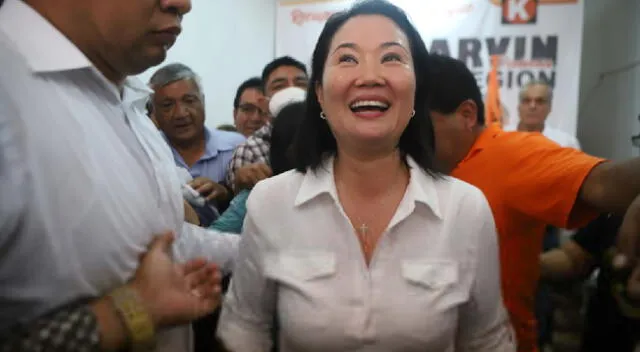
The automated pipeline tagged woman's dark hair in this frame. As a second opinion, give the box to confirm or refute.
[292,0,439,176]
[270,102,306,176]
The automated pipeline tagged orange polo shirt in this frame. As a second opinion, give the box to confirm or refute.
[451,126,605,352]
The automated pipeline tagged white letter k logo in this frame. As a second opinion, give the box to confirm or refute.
[508,0,530,21]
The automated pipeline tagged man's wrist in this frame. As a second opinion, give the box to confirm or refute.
[108,285,156,352]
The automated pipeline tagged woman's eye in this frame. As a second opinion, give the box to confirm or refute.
[382,53,402,62]
[338,54,357,63]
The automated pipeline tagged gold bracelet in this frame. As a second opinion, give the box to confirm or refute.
[109,286,156,352]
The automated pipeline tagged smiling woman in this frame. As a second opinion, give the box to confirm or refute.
[217,1,516,351]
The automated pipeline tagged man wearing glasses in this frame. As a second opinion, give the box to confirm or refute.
[233,77,270,137]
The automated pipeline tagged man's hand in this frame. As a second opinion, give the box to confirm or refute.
[234,163,272,191]
[188,177,229,203]
[615,194,640,299]
[129,232,222,327]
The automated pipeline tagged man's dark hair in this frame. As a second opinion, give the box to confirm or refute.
[261,56,307,88]
[233,77,263,109]
[426,54,485,125]
[291,0,439,176]
[270,102,305,176]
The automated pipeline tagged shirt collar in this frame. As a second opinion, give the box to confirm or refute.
[0,0,92,73]
[121,77,154,111]
[202,129,220,159]
[165,128,240,164]
[0,0,151,107]
[294,155,442,219]
[202,128,246,160]
[458,125,503,164]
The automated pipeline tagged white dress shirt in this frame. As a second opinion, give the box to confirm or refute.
[504,123,581,149]
[0,1,239,350]
[218,156,515,352]
[542,126,581,150]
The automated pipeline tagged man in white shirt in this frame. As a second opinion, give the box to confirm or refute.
[0,0,239,351]
[505,80,581,149]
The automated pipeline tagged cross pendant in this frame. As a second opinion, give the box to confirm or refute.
[359,223,370,253]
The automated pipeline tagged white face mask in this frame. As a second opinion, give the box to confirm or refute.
[269,87,306,117]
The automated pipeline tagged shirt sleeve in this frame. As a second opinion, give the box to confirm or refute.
[217,195,276,351]
[456,191,516,351]
[225,144,247,192]
[172,223,240,275]
[209,190,249,234]
[0,303,100,352]
[503,133,605,229]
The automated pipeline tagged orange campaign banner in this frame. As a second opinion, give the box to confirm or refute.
[485,55,503,128]
[275,0,584,136]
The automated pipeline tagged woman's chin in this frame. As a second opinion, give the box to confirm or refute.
[344,128,397,149]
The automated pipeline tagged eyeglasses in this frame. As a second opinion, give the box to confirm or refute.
[238,103,268,117]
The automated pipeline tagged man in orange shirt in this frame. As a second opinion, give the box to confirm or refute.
[426,54,640,352]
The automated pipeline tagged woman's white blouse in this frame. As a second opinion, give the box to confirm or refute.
[217,157,515,352]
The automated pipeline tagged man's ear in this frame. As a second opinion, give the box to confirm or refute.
[457,99,479,129]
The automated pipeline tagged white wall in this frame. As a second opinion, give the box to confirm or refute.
[139,0,640,157]
[578,0,640,160]
[138,0,276,129]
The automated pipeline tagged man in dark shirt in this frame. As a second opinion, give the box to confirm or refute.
[541,214,639,351]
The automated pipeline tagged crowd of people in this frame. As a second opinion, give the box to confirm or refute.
[1,0,639,351]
